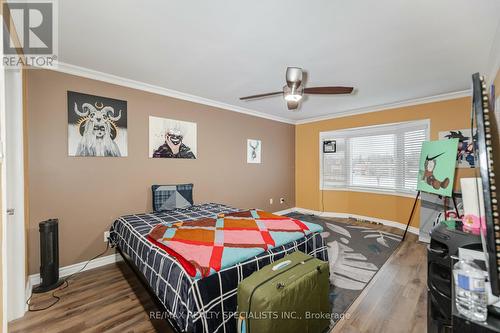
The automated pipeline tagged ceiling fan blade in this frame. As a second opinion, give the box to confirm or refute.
[287,100,299,110]
[286,67,303,88]
[239,91,282,100]
[303,86,354,94]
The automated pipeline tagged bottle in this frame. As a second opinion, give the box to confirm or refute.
[453,258,488,322]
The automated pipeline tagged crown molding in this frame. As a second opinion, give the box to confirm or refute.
[489,59,500,86]
[294,89,471,125]
[48,62,472,126]
[50,62,295,124]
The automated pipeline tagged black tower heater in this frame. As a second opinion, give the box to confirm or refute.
[33,219,64,293]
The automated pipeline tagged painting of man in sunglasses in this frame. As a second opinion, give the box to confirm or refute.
[153,128,196,159]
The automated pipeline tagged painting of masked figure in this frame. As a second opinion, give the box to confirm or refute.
[149,116,197,159]
[247,139,261,163]
[68,91,128,157]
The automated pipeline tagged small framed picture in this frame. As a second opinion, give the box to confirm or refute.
[247,139,261,163]
[323,140,336,153]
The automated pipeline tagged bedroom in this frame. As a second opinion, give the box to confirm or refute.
[1,1,500,332]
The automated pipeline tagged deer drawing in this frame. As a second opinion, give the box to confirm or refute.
[249,141,259,160]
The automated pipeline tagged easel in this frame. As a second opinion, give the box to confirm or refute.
[403,191,420,241]
[402,191,461,241]
[447,192,461,218]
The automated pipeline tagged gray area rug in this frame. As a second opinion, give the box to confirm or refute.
[286,213,402,327]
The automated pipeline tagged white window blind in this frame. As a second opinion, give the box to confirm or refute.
[320,120,429,195]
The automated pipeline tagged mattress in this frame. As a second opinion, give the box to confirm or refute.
[109,203,328,333]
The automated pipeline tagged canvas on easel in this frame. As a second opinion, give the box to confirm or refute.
[403,138,459,241]
[417,139,459,197]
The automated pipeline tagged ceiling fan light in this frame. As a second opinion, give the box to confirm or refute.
[284,94,303,102]
[283,84,303,103]
[287,100,299,110]
[286,67,303,88]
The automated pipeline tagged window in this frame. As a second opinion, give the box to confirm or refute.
[320,120,429,195]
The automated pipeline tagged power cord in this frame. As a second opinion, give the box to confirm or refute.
[27,241,110,312]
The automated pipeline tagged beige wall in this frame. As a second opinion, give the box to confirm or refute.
[295,97,476,228]
[25,70,295,275]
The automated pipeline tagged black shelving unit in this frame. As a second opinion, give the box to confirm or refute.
[427,223,482,332]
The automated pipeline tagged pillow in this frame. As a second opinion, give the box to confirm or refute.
[152,184,194,212]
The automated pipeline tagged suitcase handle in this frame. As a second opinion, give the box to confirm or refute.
[272,260,292,271]
[237,316,246,333]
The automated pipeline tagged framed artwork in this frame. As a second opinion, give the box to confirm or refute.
[149,116,197,159]
[417,139,459,197]
[68,91,127,157]
[438,129,476,168]
[247,139,261,163]
[323,140,336,153]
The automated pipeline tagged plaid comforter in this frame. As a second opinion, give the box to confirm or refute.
[109,203,328,333]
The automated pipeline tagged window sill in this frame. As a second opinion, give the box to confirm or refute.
[319,187,419,199]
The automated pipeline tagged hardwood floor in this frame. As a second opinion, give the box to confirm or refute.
[10,222,427,333]
[9,262,173,333]
[331,231,427,333]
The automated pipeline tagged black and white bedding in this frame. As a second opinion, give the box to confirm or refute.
[109,203,328,333]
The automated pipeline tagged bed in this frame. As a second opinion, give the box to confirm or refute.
[109,203,328,333]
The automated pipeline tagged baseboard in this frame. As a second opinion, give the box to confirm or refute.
[24,280,32,313]
[27,253,122,289]
[24,253,122,315]
[273,208,296,215]
[286,207,420,235]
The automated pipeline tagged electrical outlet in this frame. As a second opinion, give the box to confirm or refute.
[280,198,285,204]
[104,231,110,242]
[269,198,273,205]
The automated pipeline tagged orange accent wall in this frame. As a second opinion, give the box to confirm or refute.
[295,97,476,228]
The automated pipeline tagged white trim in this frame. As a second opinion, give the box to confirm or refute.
[272,208,296,215]
[318,118,431,139]
[0,63,7,333]
[51,62,295,125]
[27,253,122,288]
[5,69,26,322]
[287,207,420,235]
[318,187,419,199]
[25,252,121,313]
[0,18,7,329]
[24,280,31,313]
[296,90,470,125]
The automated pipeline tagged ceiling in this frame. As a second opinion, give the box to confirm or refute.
[58,0,500,122]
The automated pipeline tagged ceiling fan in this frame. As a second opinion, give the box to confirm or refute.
[239,67,354,110]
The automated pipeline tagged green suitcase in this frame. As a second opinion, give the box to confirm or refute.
[237,251,331,333]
